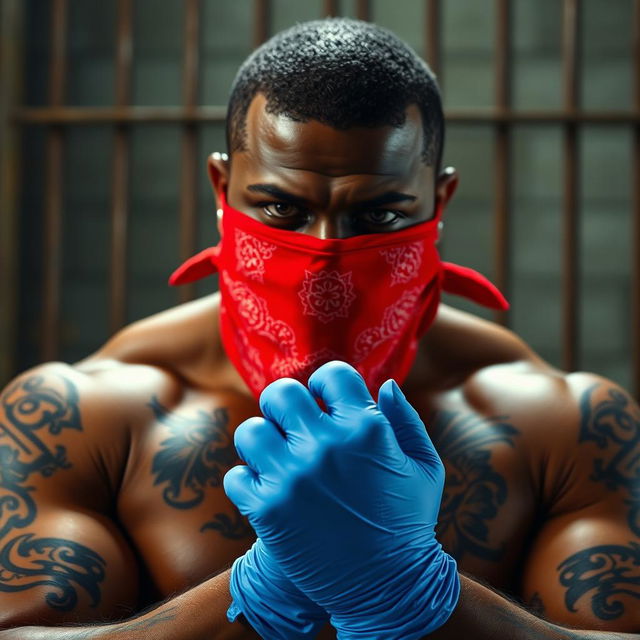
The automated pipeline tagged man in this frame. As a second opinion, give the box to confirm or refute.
[0,17,638,639]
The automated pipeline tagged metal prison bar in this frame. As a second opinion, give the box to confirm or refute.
[4,0,640,398]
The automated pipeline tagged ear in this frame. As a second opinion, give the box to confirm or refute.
[435,166,459,212]
[207,152,230,210]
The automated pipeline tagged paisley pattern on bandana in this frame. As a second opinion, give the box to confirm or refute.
[232,324,267,392]
[235,229,276,283]
[353,287,422,361]
[380,242,424,285]
[272,348,341,381]
[223,273,341,384]
[223,273,297,352]
[298,270,356,323]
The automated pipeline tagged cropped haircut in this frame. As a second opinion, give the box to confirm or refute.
[226,18,444,168]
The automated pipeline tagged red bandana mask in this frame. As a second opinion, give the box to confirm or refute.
[169,193,508,398]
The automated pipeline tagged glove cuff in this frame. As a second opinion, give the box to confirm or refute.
[331,550,460,640]
[228,540,329,639]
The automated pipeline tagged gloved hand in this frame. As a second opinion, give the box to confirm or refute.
[224,361,460,640]
[227,537,329,639]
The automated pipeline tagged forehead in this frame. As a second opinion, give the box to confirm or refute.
[236,93,425,178]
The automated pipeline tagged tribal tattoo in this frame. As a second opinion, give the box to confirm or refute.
[578,384,640,537]
[557,542,640,621]
[150,399,253,539]
[431,409,519,562]
[0,375,106,611]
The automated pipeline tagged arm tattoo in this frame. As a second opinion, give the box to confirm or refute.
[557,542,640,621]
[150,398,253,539]
[200,507,254,539]
[430,410,519,562]
[0,375,106,611]
[579,384,640,537]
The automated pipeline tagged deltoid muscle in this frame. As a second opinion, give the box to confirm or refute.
[0,375,106,611]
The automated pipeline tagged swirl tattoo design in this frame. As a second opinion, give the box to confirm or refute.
[431,410,519,562]
[0,375,106,611]
[150,399,252,539]
[200,507,254,539]
[558,542,640,620]
[579,384,640,537]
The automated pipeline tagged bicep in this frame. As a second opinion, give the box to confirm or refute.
[0,505,139,628]
[521,506,640,632]
[0,366,139,628]
[520,376,640,632]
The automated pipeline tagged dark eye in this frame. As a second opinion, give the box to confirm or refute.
[263,202,305,218]
[362,210,403,226]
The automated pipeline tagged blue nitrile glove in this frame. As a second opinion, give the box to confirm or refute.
[224,361,460,640]
[227,537,329,639]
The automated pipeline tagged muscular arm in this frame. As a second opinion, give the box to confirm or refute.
[430,377,640,639]
[428,575,639,640]
[0,569,260,640]
[0,365,262,640]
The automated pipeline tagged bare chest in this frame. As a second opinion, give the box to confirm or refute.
[117,392,536,603]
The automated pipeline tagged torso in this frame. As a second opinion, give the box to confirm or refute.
[75,293,576,609]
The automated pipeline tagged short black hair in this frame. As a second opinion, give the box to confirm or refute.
[226,18,444,168]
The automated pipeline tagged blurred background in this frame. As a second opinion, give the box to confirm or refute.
[1,0,638,396]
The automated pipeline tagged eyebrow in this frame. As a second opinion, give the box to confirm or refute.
[246,183,417,208]
[246,184,310,206]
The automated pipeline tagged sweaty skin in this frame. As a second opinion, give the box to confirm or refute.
[0,95,638,639]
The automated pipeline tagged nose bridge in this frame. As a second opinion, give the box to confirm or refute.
[305,213,345,240]
[303,181,355,239]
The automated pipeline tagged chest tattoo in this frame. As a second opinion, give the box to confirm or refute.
[578,384,640,538]
[149,398,252,539]
[0,375,106,611]
[430,409,519,562]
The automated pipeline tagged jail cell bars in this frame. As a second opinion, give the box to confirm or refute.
[3,0,640,398]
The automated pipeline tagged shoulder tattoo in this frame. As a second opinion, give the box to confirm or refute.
[0,374,106,611]
[431,409,519,562]
[579,383,640,537]
[150,398,253,540]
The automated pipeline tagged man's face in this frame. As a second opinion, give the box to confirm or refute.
[220,94,442,240]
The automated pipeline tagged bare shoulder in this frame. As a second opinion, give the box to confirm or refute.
[0,297,224,493]
[417,304,555,393]
[426,306,639,513]
[87,293,237,391]
[421,306,612,455]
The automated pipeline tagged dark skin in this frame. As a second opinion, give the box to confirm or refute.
[0,92,638,639]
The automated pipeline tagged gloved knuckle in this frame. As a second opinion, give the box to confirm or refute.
[234,417,261,450]
[264,376,302,401]
[223,465,244,495]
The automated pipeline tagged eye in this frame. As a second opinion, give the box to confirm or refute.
[361,210,404,226]
[263,202,306,218]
